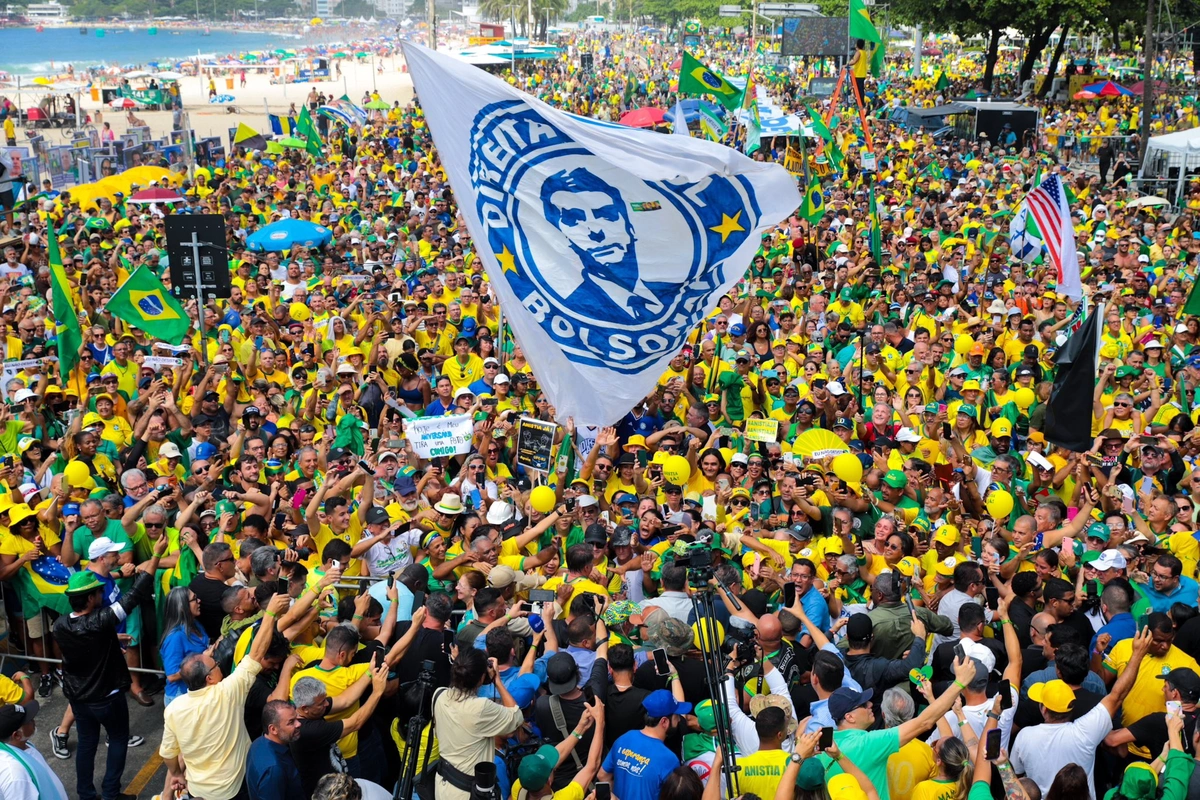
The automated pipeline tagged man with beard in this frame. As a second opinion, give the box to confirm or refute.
[970,418,1014,465]
[599,690,686,800]
[240,406,272,453]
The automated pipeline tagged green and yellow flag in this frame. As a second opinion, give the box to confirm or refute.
[800,175,825,225]
[868,185,883,264]
[296,105,324,159]
[47,222,82,383]
[741,74,761,155]
[849,0,881,43]
[107,266,192,345]
[678,52,744,111]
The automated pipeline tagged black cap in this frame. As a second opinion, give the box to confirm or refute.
[327,447,350,462]
[611,525,633,547]
[364,506,390,526]
[243,405,263,418]
[1157,667,1200,697]
[846,614,873,642]
[617,452,636,466]
[546,652,580,696]
[827,687,874,723]
[0,700,39,739]
[584,523,609,545]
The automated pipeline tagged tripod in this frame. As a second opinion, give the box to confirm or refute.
[689,582,741,799]
[394,660,437,800]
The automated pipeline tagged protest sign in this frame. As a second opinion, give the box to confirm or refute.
[406,415,475,459]
[745,418,780,443]
[144,356,184,370]
[516,417,558,472]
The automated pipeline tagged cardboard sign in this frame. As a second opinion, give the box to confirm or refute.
[406,415,475,459]
[745,418,779,443]
[143,356,183,370]
[516,417,558,472]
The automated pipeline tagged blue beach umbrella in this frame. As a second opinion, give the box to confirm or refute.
[246,219,333,252]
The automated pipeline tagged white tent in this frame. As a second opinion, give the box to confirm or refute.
[1141,126,1200,205]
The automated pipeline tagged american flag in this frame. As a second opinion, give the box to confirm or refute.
[1021,174,1082,299]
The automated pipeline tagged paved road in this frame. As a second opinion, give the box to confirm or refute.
[1,658,167,799]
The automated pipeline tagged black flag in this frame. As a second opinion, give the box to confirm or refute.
[1044,303,1102,452]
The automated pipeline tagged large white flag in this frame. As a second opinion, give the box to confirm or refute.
[403,42,799,425]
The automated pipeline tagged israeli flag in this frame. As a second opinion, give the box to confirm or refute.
[1008,206,1045,265]
[403,42,799,425]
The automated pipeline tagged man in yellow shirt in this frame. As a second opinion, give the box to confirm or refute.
[289,625,373,762]
[733,703,793,800]
[1101,613,1200,737]
[543,544,610,618]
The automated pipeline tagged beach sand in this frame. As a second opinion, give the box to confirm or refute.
[22,55,416,147]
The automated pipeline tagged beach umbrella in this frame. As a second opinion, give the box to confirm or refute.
[310,16,323,24]
[32,77,53,86]
[1081,79,1134,96]
[108,97,144,109]
[156,71,184,80]
[354,51,370,58]
[1073,90,1097,100]
[364,99,389,110]
[129,188,182,204]
[125,69,153,78]
[618,107,666,128]
[1129,80,1168,94]
[663,98,722,124]
[120,166,182,188]
[247,219,333,252]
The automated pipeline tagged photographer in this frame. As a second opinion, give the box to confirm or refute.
[432,648,523,800]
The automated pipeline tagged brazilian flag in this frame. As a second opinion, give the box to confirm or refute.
[677,52,744,111]
[800,175,825,225]
[106,266,191,345]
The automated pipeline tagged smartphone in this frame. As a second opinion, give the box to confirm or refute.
[330,560,341,571]
[583,685,596,705]
[651,647,670,676]
[565,498,576,513]
[274,512,287,530]
[595,783,611,800]
[1167,700,1183,716]
[529,589,556,604]
[431,456,445,470]
[783,582,797,608]
[903,591,916,617]
[954,642,967,663]
[984,586,999,611]
[1000,678,1012,710]
[985,728,1001,760]
[387,572,395,590]
[357,459,373,473]
[943,422,953,439]
[819,726,834,751]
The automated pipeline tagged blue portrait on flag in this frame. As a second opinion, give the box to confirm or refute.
[469,100,764,374]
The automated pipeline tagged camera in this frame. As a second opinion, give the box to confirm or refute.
[674,544,714,586]
[735,641,756,663]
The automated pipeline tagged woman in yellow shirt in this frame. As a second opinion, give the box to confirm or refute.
[909,733,973,800]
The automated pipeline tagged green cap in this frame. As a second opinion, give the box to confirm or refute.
[66,571,103,595]
[517,745,560,792]
[1086,522,1111,542]
[797,758,827,791]
[883,470,908,489]
[693,699,728,732]
[839,286,852,300]
[215,498,239,518]
[924,402,940,414]
[957,404,978,415]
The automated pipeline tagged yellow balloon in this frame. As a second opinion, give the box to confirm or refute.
[530,486,556,514]
[1014,388,1035,409]
[663,455,691,486]
[63,461,93,489]
[985,489,1015,520]
[831,453,863,484]
[954,334,975,356]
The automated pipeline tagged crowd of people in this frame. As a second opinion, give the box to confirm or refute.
[0,22,1199,800]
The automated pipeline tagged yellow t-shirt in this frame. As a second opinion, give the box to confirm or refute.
[510,779,585,800]
[1104,640,1200,733]
[0,674,23,704]
[541,575,609,619]
[733,749,790,800]
[887,740,938,800]
[910,779,959,800]
[314,516,364,577]
[289,662,371,758]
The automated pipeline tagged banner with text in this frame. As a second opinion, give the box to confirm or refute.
[406,415,475,459]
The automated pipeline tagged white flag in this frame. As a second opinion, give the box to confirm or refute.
[402,42,799,425]
[672,100,689,136]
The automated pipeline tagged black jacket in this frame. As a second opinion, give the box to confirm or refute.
[53,571,154,704]
[844,636,927,696]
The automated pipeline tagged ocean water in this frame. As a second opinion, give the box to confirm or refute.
[0,26,321,75]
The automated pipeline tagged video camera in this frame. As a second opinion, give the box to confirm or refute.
[673,543,714,588]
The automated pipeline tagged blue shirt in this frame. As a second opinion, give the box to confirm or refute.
[799,586,831,638]
[159,625,210,702]
[803,644,862,733]
[468,378,495,397]
[246,736,305,800]
[1138,576,1200,614]
[479,665,542,708]
[368,579,414,622]
[1090,612,1136,656]
[602,730,680,800]
[1021,662,1107,696]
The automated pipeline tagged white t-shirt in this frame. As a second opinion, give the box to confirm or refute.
[0,743,69,800]
[1009,700,1113,800]
[360,533,417,578]
[929,685,1020,751]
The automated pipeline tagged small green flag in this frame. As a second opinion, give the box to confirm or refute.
[47,223,82,383]
[800,175,825,225]
[935,72,950,91]
[868,185,882,264]
[677,52,744,111]
[296,105,324,159]
[1184,280,1200,315]
[741,75,761,155]
[807,106,837,143]
[106,266,192,345]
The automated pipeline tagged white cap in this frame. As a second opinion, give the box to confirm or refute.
[18,482,40,502]
[827,381,847,396]
[1138,254,1150,263]
[12,389,37,404]
[731,452,749,465]
[576,495,599,509]
[337,363,358,375]
[493,374,510,385]
[483,357,500,367]
[453,387,475,400]
[961,638,997,674]
[896,427,922,444]
[158,442,182,459]
[1093,549,1128,571]
[87,537,124,561]
[1176,324,1191,334]
[486,502,514,525]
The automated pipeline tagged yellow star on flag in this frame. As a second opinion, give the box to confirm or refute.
[710,211,745,243]
[496,246,517,274]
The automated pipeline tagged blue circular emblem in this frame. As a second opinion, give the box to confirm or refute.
[137,295,165,316]
[469,100,762,373]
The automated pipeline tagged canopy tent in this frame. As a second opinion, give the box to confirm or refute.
[1139,126,1200,206]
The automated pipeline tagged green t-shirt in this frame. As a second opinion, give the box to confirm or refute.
[72,519,133,566]
[819,726,901,800]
